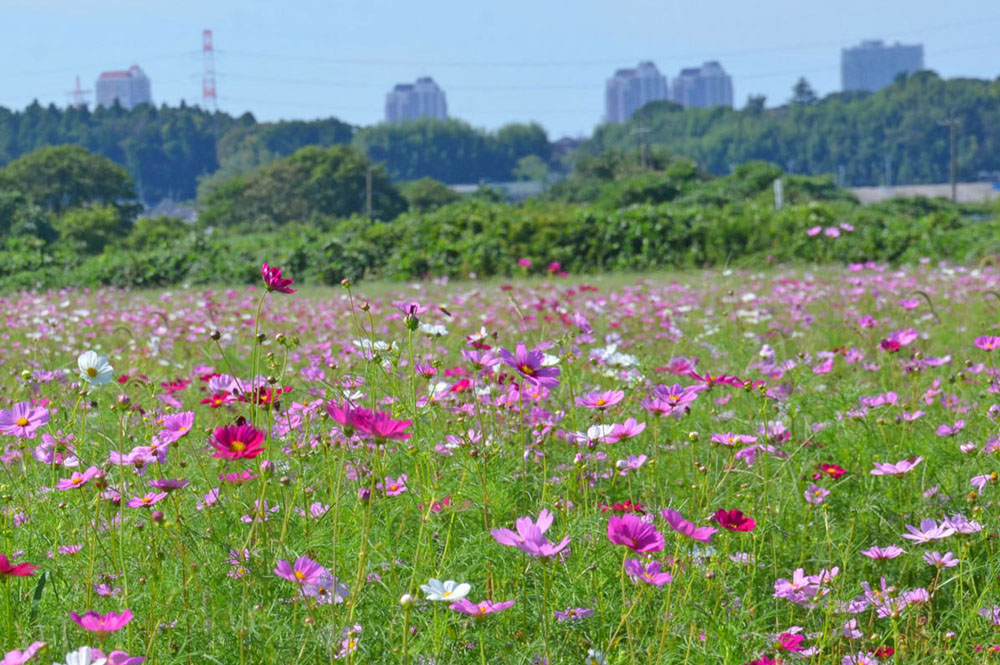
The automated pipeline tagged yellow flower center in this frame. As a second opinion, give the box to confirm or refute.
[441,590,452,598]
[86,367,98,378]
[389,485,398,492]
[294,570,306,581]
[15,417,29,427]
[595,399,606,406]
[71,477,83,485]
[519,364,535,376]
[230,441,247,452]
[478,604,488,613]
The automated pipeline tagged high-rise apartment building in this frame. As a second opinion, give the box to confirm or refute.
[604,61,670,123]
[95,65,152,110]
[385,77,448,123]
[671,61,733,108]
[841,40,924,92]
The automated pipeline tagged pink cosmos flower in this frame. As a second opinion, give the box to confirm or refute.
[0,402,49,439]
[449,598,515,615]
[607,514,664,553]
[711,432,758,446]
[491,509,571,559]
[69,608,133,638]
[0,641,46,665]
[975,336,1000,352]
[935,421,964,437]
[901,519,955,543]
[125,492,168,508]
[923,551,959,568]
[261,262,296,293]
[804,484,830,504]
[498,342,561,388]
[861,545,904,560]
[661,508,717,543]
[575,390,624,409]
[274,555,326,586]
[624,559,672,586]
[609,418,646,441]
[806,225,822,236]
[56,466,101,491]
[377,475,408,496]
[870,456,923,476]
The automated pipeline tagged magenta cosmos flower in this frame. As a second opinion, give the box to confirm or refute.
[0,641,46,665]
[0,402,49,439]
[69,608,133,638]
[0,554,38,578]
[449,598,515,615]
[274,555,326,586]
[607,514,664,553]
[575,390,625,409]
[353,410,412,441]
[870,457,923,476]
[261,262,296,293]
[210,423,265,459]
[377,475,408,496]
[498,342,561,388]
[712,509,756,532]
[661,508,717,543]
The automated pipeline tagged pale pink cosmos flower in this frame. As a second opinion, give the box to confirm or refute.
[870,456,923,476]
[860,545,904,560]
[661,508,717,543]
[901,519,955,543]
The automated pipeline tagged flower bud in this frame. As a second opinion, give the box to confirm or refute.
[400,593,415,608]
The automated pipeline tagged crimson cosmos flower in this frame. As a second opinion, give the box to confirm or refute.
[0,554,39,578]
[261,263,296,294]
[210,423,266,459]
[713,509,756,532]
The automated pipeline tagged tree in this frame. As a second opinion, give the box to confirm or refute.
[0,145,141,220]
[54,205,131,254]
[0,189,56,242]
[744,94,767,114]
[513,155,550,183]
[790,78,818,106]
[398,178,460,212]
[198,145,407,228]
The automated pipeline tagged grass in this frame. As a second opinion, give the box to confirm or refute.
[2,263,1000,664]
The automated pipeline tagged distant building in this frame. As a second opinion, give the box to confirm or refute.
[841,40,924,92]
[385,77,447,123]
[604,61,670,123]
[671,61,733,108]
[95,65,152,110]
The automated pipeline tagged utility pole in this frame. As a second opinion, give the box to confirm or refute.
[938,114,959,203]
[365,167,373,220]
[630,124,651,170]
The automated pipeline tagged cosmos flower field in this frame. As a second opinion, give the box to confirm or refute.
[4,261,1000,665]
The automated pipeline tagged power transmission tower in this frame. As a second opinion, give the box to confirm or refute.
[938,114,959,203]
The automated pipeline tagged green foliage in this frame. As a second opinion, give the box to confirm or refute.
[582,73,1000,186]
[198,145,407,228]
[0,145,140,220]
[352,119,550,183]
[0,189,56,242]
[53,204,132,255]
[398,177,461,212]
[124,215,191,250]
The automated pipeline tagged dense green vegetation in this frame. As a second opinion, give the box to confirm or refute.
[583,71,1000,185]
[4,73,1000,209]
[2,139,998,291]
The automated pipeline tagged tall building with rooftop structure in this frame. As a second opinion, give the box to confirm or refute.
[841,40,924,92]
[671,61,733,108]
[604,61,670,123]
[385,77,448,123]
[95,65,152,110]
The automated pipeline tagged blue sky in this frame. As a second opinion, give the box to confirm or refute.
[2,0,999,137]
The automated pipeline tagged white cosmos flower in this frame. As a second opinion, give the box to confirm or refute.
[420,578,470,602]
[57,646,108,665]
[418,323,448,337]
[77,351,113,386]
